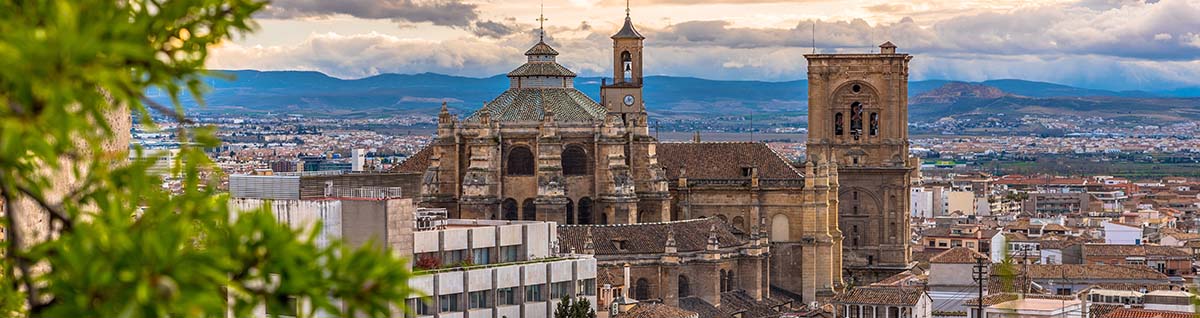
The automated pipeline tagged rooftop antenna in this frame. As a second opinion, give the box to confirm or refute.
[537,1,548,42]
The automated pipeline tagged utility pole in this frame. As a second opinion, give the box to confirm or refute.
[973,256,987,318]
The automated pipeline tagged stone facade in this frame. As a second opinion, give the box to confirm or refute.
[805,42,916,284]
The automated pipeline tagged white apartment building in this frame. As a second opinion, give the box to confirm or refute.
[230,186,597,318]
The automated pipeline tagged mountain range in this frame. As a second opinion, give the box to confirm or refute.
[151,70,1200,123]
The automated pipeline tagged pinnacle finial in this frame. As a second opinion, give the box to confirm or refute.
[538,1,548,42]
[626,0,630,18]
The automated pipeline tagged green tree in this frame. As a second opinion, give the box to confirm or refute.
[554,296,597,318]
[0,0,414,317]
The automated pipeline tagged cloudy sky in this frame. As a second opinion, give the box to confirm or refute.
[208,0,1200,91]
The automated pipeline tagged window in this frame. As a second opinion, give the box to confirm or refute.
[266,296,299,317]
[741,167,753,177]
[834,112,844,135]
[869,112,879,136]
[551,281,571,299]
[678,275,690,297]
[497,287,517,306]
[852,84,862,93]
[578,197,593,224]
[525,284,545,302]
[1056,288,1072,295]
[850,102,864,136]
[472,248,491,265]
[502,198,519,220]
[507,146,534,175]
[499,245,521,263]
[439,293,461,313]
[928,240,935,247]
[443,249,466,266]
[469,291,490,309]
[967,242,976,248]
[562,146,588,176]
[578,279,596,296]
[409,297,434,316]
[634,279,650,300]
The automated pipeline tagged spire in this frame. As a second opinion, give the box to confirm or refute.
[612,0,644,40]
[626,0,631,18]
[537,1,548,42]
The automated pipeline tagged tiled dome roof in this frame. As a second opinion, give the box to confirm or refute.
[465,88,605,123]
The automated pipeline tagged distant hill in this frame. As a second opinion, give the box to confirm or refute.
[910,81,1200,124]
[151,70,1200,123]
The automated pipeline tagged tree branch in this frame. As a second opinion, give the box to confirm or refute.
[15,185,73,232]
[0,182,40,310]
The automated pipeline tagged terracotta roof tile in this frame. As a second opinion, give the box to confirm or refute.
[1102,308,1197,318]
[658,142,803,180]
[831,286,926,306]
[558,218,745,255]
[930,247,988,264]
[720,290,783,318]
[617,303,698,318]
[1083,244,1192,258]
[678,297,730,318]
[465,88,606,123]
[1020,264,1169,281]
[393,146,433,173]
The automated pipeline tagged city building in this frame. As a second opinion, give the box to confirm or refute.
[831,286,932,318]
[394,6,882,301]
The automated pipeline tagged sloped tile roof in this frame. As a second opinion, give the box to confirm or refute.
[930,247,988,264]
[558,218,745,255]
[393,146,433,173]
[1020,264,1169,281]
[657,142,803,180]
[612,17,645,39]
[618,303,698,318]
[1082,244,1192,258]
[679,297,731,318]
[720,290,783,318]
[1102,308,1196,318]
[525,41,559,56]
[831,286,926,306]
[507,61,576,77]
[465,88,606,123]
[962,293,1077,306]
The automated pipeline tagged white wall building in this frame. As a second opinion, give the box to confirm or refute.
[1102,221,1142,245]
[912,187,934,219]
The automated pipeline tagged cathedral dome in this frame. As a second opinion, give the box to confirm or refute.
[464,40,606,123]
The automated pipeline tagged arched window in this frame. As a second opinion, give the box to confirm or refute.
[732,216,745,232]
[727,271,736,292]
[522,198,537,221]
[870,112,879,136]
[634,278,650,300]
[507,146,534,176]
[578,197,593,224]
[566,198,575,225]
[834,112,844,135]
[678,275,690,298]
[850,102,864,136]
[502,198,519,221]
[719,270,727,292]
[562,145,588,176]
[621,51,633,82]
[600,212,608,225]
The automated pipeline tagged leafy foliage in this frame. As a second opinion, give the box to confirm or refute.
[0,0,415,317]
[554,296,597,318]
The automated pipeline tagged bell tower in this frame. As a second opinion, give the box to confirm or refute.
[600,2,646,120]
[806,42,915,284]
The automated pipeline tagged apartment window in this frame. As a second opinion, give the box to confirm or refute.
[497,287,518,306]
[551,281,572,299]
[469,290,490,309]
[967,242,976,248]
[928,240,935,247]
[443,249,466,266]
[408,297,434,316]
[472,248,491,265]
[525,284,545,302]
[578,279,597,296]
[1057,288,1072,295]
[439,293,461,313]
[499,245,521,263]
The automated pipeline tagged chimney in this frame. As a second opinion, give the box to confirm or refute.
[622,263,632,299]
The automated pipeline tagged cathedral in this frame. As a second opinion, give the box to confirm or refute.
[395,4,914,308]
